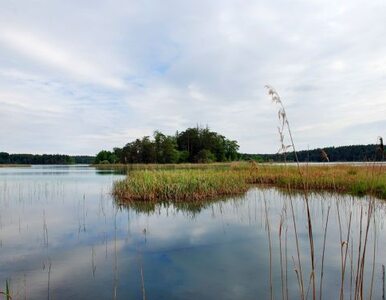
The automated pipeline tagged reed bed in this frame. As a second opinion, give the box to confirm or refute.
[244,164,386,199]
[113,169,248,201]
[95,162,244,172]
[113,163,386,202]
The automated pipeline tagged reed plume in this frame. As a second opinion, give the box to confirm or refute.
[266,85,316,300]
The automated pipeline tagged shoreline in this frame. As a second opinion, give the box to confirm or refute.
[112,163,386,201]
[0,164,31,168]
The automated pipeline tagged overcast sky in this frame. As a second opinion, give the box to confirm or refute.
[0,0,385,155]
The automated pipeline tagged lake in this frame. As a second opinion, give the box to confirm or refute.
[0,165,385,299]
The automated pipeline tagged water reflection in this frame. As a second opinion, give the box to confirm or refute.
[115,197,242,216]
[0,166,385,299]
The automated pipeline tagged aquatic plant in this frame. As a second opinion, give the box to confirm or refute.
[113,163,386,202]
[266,85,316,300]
[245,164,386,199]
[113,169,248,201]
[0,280,12,300]
[265,86,383,300]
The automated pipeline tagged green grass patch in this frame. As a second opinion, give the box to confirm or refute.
[244,164,386,199]
[112,163,386,202]
[113,169,248,201]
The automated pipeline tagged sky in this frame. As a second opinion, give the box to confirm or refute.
[0,0,385,155]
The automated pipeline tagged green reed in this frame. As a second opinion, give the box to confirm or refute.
[113,169,248,201]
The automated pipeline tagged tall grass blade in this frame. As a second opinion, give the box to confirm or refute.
[382,264,385,300]
[319,206,330,300]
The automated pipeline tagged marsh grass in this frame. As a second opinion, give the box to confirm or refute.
[113,164,386,202]
[113,169,248,202]
[244,164,386,200]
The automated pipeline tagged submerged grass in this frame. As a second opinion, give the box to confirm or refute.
[113,163,386,202]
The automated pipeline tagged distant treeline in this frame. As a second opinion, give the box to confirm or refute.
[2,142,383,165]
[0,152,95,165]
[95,127,240,164]
[241,144,385,162]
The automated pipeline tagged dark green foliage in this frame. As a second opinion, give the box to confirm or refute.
[154,131,179,163]
[176,126,239,162]
[238,153,264,162]
[72,156,95,164]
[178,150,190,163]
[119,137,156,164]
[194,149,216,163]
[242,144,386,163]
[141,136,157,163]
[0,152,95,165]
[98,127,240,164]
[0,152,10,163]
[95,150,117,164]
[0,152,74,164]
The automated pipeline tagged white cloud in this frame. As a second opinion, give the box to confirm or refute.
[0,0,385,154]
[0,28,125,89]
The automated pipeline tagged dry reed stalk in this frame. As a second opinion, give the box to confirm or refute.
[358,198,374,299]
[350,241,354,300]
[0,290,11,299]
[304,193,316,300]
[0,280,12,300]
[267,86,315,300]
[279,206,286,300]
[319,205,331,300]
[337,203,352,299]
[288,190,305,300]
[113,209,118,300]
[382,264,385,300]
[292,257,303,300]
[264,197,274,300]
[47,259,51,300]
[368,214,376,300]
[320,149,330,163]
[337,203,344,291]
[92,246,96,279]
[375,136,384,173]
[265,86,301,172]
[285,226,289,300]
[341,212,352,300]
[354,206,364,300]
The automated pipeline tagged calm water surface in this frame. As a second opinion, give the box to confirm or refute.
[0,165,385,299]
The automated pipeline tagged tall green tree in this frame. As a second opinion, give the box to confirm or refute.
[96,126,241,164]
[95,150,117,164]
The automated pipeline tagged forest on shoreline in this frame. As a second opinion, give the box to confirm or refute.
[1,125,384,165]
[241,143,384,162]
[0,153,94,165]
[95,127,239,164]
